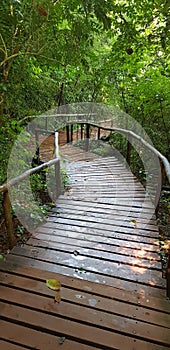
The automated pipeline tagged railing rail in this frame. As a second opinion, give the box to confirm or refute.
[0,129,61,249]
[66,121,170,183]
[65,121,170,298]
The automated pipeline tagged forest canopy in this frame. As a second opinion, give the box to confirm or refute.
[0,0,170,184]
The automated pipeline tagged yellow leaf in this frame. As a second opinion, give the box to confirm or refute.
[130,219,137,228]
[55,291,61,303]
[46,279,61,291]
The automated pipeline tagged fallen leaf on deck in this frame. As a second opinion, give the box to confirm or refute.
[55,291,61,303]
[58,337,66,345]
[46,279,61,291]
[130,219,137,228]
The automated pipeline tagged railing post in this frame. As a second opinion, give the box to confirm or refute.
[81,123,84,140]
[54,132,61,199]
[35,130,40,162]
[76,124,79,140]
[126,133,132,166]
[55,160,61,199]
[66,125,69,143]
[71,124,73,142]
[98,127,101,140]
[2,190,15,249]
[85,123,90,152]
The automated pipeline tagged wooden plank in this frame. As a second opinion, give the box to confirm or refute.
[31,231,160,253]
[54,200,157,222]
[1,255,165,297]
[11,246,165,287]
[0,262,168,312]
[50,205,157,225]
[57,198,156,215]
[28,238,161,269]
[65,197,155,209]
[29,236,160,261]
[0,271,169,328]
[0,340,26,350]
[0,321,100,350]
[35,224,160,247]
[1,301,169,350]
[48,211,158,232]
[42,219,159,241]
[1,286,170,346]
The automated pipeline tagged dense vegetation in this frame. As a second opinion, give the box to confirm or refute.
[0,1,170,240]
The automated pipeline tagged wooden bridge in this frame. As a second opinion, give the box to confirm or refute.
[0,118,170,349]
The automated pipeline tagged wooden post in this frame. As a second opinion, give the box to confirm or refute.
[76,124,79,140]
[85,123,90,152]
[55,160,61,199]
[71,124,73,142]
[81,124,84,140]
[98,127,101,140]
[2,191,15,249]
[126,134,132,166]
[54,132,61,199]
[66,125,69,143]
[155,160,162,217]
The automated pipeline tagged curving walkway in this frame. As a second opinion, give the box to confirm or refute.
[0,144,170,349]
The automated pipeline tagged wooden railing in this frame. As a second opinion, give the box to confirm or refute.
[0,131,61,249]
[65,120,170,298]
[66,121,170,182]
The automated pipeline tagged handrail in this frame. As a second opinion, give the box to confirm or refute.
[0,157,60,193]
[66,121,170,183]
[0,155,61,249]
[65,120,170,298]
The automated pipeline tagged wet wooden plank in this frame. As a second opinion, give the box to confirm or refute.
[0,270,169,328]
[29,236,160,262]
[1,254,165,297]
[0,264,169,350]
[0,321,100,350]
[1,287,170,346]
[41,219,159,241]
[50,205,157,226]
[11,245,165,288]
[35,224,160,247]
[48,211,158,232]
[28,238,161,269]
[31,231,160,253]
[0,340,26,350]
[57,197,156,214]
[55,200,157,221]
[0,262,168,312]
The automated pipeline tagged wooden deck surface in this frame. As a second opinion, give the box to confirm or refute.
[0,262,170,349]
[0,144,170,349]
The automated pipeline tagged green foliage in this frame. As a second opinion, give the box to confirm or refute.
[60,167,70,193]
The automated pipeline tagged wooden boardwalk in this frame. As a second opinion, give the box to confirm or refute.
[0,144,170,349]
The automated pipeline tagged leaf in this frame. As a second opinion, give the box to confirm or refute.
[58,337,66,345]
[46,279,61,291]
[130,219,137,228]
[55,291,61,303]
[0,254,4,260]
